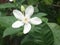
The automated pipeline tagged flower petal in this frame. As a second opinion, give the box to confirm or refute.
[23,23,31,34]
[25,5,34,18]
[30,17,42,25]
[13,9,24,20]
[12,21,24,28]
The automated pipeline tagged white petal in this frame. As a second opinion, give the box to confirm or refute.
[23,23,31,34]
[12,21,24,28]
[25,5,34,18]
[30,17,42,25]
[13,10,24,20]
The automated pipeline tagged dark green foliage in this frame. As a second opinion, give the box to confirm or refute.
[21,23,54,45]
[0,3,16,9]
[48,23,60,45]
[0,0,60,45]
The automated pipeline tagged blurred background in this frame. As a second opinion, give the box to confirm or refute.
[0,0,60,45]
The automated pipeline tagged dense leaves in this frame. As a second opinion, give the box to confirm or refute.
[0,0,60,45]
[0,16,16,27]
[48,23,60,45]
[27,0,39,5]
[0,3,16,9]
[3,27,23,37]
[43,0,53,5]
[21,23,54,45]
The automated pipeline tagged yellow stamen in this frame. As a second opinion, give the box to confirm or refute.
[23,18,28,23]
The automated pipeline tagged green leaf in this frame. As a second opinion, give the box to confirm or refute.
[0,16,16,27]
[21,23,54,45]
[27,0,39,5]
[0,3,16,9]
[3,27,23,37]
[34,7,39,13]
[0,12,1,16]
[16,0,25,4]
[32,13,48,22]
[43,0,53,5]
[57,17,60,25]
[33,13,47,17]
[48,23,60,45]
[41,17,48,23]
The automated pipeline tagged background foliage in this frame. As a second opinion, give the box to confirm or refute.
[0,0,60,45]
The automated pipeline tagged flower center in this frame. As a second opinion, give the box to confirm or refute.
[23,17,29,23]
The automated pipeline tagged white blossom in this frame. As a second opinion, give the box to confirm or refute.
[12,5,42,34]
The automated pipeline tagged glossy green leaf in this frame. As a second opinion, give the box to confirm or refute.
[0,16,16,27]
[41,17,48,23]
[48,23,60,45]
[33,13,47,17]
[3,27,23,37]
[32,13,48,22]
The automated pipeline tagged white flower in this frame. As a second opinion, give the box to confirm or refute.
[9,0,13,2]
[12,5,42,34]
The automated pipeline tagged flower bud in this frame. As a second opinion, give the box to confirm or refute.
[21,5,25,12]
